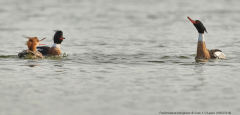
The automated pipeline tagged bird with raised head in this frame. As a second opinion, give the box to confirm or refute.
[187,17,226,59]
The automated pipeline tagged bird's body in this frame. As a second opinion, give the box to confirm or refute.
[18,50,43,58]
[47,43,62,56]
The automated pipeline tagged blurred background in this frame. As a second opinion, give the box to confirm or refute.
[0,0,240,115]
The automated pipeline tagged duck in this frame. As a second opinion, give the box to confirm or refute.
[18,37,46,59]
[187,17,226,59]
[37,30,65,56]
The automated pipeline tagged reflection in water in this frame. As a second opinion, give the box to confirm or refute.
[19,60,41,67]
[193,64,205,75]
[28,64,39,67]
[20,64,40,67]
[195,59,209,62]
[54,65,63,67]
[195,58,221,63]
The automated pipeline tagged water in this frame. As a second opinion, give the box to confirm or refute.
[0,0,240,115]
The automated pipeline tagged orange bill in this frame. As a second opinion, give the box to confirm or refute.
[187,17,196,24]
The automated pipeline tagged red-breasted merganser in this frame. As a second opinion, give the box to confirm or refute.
[18,37,46,58]
[187,17,226,59]
[37,30,65,56]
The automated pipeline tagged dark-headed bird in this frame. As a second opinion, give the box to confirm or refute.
[37,30,65,56]
[187,17,225,59]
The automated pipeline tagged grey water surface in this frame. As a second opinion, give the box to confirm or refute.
[0,0,240,115]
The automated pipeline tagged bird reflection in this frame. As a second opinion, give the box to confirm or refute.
[28,64,39,67]
[195,59,209,62]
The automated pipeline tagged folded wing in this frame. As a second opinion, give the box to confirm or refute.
[208,49,226,59]
[37,46,50,56]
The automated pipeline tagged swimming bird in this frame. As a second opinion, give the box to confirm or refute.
[187,17,226,59]
[37,30,65,56]
[18,37,45,59]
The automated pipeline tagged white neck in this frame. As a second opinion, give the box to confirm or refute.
[198,33,205,42]
[52,43,61,48]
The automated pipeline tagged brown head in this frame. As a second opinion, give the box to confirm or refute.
[25,37,45,51]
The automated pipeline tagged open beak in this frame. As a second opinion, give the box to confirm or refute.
[39,38,46,45]
[187,17,196,24]
[40,37,46,42]
[59,37,65,40]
